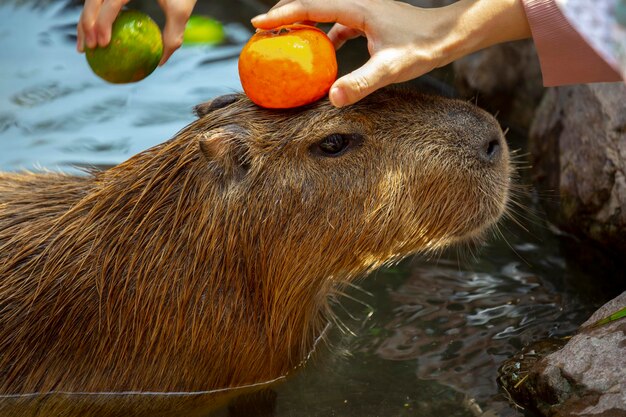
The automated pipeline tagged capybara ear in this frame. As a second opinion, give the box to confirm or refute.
[194,94,241,118]
[198,124,251,181]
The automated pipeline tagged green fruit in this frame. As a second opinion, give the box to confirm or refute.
[183,15,225,46]
[86,10,163,84]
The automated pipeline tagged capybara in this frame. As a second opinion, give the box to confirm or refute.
[0,88,511,416]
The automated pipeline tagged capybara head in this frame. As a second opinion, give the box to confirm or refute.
[0,88,510,412]
[193,89,509,252]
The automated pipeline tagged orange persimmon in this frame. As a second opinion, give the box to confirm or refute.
[238,24,338,109]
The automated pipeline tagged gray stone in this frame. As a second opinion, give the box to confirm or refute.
[544,292,626,416]
[529,83,626,255]
[499,292,626,417]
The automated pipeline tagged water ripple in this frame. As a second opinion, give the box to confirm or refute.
[11,82,89,108]
[0,113,18,133]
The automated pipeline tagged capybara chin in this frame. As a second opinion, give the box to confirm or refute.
[0,88,510,415]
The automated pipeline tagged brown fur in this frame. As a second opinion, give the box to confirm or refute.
[0,88,510,416]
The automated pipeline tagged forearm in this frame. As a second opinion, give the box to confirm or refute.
[437,0,621,84]
[436,0,532,67]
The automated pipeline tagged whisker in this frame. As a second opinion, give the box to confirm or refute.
[331,291,374,323]
[345,282,374,298]
[494,223,532,266]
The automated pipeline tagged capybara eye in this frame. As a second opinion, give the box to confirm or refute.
[312,133,363,157]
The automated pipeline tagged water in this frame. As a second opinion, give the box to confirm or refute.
[0,2,619,417]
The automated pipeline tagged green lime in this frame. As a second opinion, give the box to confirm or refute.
[183,15,225,46]
[86,10,163,84]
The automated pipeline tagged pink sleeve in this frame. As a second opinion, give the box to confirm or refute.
[521,0,622,86]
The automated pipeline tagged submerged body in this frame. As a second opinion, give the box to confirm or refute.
[0,89,511,416]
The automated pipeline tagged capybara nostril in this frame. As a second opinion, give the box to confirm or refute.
[477,132,503,164]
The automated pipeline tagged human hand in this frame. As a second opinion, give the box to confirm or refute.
[251,0,454,107]
[252,0,531,107]
[77,0,197,65]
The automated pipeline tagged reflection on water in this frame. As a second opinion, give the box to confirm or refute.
[0,2,616,417]
[375,261,571,416]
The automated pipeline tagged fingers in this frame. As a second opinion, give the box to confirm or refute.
[77,20,85,52]
[79,0,103,50]
[95,0,127,47]
[160,16,186,65]
[327,23,362,49]
[329,52,398,107]
[77,0,128,51]
[251,0,368,31]
[158,0,196,65]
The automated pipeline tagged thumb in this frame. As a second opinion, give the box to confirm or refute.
[160,21,185,65]
[329,53,397,107]
[159,4,194,65]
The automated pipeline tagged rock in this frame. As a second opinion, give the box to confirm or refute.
[529,83,626,256]
[453,40,545,129]
[499,292,626,417]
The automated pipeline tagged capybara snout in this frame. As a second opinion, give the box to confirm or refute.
[441,106,507,165]
[0,88,510,416]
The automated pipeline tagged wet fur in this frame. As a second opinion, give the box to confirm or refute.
[0,89,510,414]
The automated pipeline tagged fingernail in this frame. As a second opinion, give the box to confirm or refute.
[329,86,346,108]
